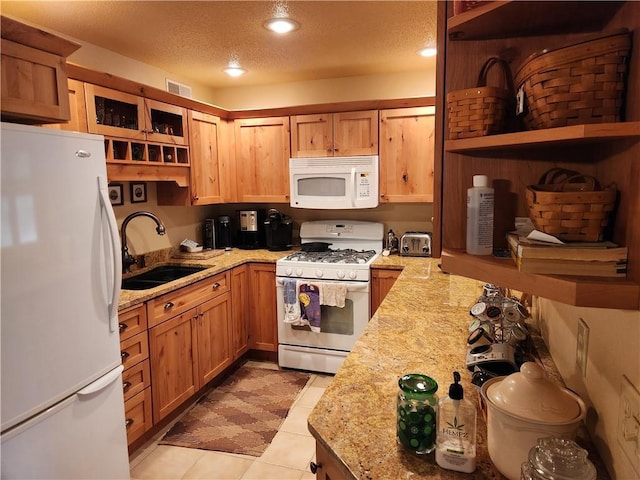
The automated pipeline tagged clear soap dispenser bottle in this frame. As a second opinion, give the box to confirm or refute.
[436,371,477,473]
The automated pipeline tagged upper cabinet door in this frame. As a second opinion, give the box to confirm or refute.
[290,114,332,157]
[290,110,379,157]
[379,106,435,203]
[42,79,88,133]
[85,84,187,145]
[85,84,146,140]
[188,111,223,204]
[333,110,379,156]
[234,116,291,203]
[144,98,188,146]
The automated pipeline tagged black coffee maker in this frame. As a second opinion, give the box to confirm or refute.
[264,209,293,251]
[215,215,233,250]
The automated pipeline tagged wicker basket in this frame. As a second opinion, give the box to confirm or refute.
[525,171,617,242]
[447,57,513,139]
[515,29,631,130]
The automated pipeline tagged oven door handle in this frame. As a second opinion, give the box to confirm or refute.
[276,278,369,291]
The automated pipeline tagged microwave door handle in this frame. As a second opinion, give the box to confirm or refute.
[350,167,357,207]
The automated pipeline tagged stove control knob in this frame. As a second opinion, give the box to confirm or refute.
[285,268,293,276]
[337,271,346,279]
[295,269,303,277]
[316,270,324,278]
[349,271,358,280]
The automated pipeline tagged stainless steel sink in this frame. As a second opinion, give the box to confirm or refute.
[121,265,208,290]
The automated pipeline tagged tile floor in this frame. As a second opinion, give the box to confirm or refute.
[129,360,332,480]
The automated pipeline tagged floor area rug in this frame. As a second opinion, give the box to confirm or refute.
[159,366,311,456]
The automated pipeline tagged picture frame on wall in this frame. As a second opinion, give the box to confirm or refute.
[131,182,147,203]
[108,183,123,206]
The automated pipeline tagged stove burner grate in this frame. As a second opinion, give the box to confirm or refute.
[281,248,377,264]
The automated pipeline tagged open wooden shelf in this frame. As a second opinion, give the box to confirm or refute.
[447,0,624,40]
[440,249,640,310]
[445,122,640,154]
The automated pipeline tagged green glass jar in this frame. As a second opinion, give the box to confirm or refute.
[397,373,438,454]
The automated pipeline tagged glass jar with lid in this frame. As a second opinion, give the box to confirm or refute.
[521,437,596,480]
[396,373,438,454]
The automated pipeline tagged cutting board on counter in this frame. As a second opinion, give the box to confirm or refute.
[171,249,225,260]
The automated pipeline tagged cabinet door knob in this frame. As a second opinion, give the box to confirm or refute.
[212,282,221,290]
[123,381,132,391]
[310,462,321,474]
[121,351,130,360]
[125,419,134,428]
[119,323,128,332]
[164,301,175,311]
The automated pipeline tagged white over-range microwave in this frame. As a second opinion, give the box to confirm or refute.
[289,155,379,209]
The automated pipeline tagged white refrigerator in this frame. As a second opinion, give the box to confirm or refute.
[1,122,130,479]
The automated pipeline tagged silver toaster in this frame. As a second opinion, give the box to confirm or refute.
[400,232,432,257]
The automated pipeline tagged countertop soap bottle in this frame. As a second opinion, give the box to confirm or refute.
[436,371,476,473]
[466,174,494,255]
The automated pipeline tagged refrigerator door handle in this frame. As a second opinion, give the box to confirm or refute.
[97,176,122,332]
[77,365,124,396]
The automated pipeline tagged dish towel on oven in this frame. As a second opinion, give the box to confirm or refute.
[319,282,347,308]
[299,283,321,333]
[283,278,302,325]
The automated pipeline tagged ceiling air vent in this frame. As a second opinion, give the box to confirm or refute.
[166,79,192,99]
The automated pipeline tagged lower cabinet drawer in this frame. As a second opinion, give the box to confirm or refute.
[120,331,149,370]
[122,359,150,402]
[124,387,152,446]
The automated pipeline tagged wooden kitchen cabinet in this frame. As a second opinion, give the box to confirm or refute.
[148,271,232,421]
[231,265,251,359]
[234,116,291,202]
[149,309,197,421]
[188,110,224,204]
[0,16,80,124]
[371,268,401,316]
[379,107,435,203]
[290,110,378,157]
[42,79,88,132]
[248,263,278,352]
[435,1,640,309]
[84,84,188,145]
[118,303,153,446]
[313,441,351,480]
[196,293,233,385]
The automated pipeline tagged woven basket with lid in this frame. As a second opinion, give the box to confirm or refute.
[515,29,631,130]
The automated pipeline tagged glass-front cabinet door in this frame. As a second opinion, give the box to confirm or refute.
[85,84,188,145]
[85,84,146,140]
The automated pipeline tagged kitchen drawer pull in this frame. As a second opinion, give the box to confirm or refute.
[121,351,130,360]
[310,462,321,474]
[119,323,128,332]
[164,301,175,311]
[212,282,221,290]
[123,381,132,391]
[125,418,134,428]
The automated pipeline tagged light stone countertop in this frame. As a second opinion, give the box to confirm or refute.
[117,247,294,310]
[307,256,609,480]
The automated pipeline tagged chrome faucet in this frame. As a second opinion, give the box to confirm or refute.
[121,211,166,272]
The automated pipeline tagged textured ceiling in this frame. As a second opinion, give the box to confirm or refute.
[0,1,438,90]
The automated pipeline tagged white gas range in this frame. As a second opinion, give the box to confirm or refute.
[276,220,383,374]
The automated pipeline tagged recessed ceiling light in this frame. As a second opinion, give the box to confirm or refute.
[264,18,299,34]
[418,47,437,57]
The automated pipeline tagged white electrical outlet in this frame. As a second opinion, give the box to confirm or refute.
[617,376,640,476]
[576,318,589,378]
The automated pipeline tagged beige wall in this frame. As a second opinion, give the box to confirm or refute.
[533,299,640,479]
[115,183,432,255]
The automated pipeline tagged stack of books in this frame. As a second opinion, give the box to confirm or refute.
[507,233,628,277]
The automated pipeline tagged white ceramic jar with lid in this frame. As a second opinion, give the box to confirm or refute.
[480,362,587,480]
